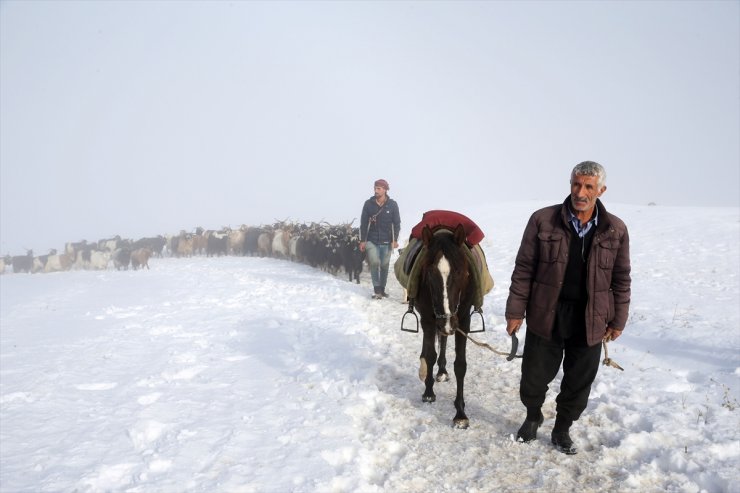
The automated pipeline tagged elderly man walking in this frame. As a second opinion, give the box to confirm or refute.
[505,161,631,454]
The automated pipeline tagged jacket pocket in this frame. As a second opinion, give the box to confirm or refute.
[597,237,620,269]
[537,232,562,263]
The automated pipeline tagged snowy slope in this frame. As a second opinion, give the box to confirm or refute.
[1,202,738,492]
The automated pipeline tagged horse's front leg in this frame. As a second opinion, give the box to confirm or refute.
[436,335,449,382]
[419,329,438,403]
[452,330,469,428]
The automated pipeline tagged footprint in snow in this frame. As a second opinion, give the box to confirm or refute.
[127,419,169,451]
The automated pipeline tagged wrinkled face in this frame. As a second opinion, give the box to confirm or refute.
[570,174,606,215]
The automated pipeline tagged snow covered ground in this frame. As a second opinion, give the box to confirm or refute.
[1,201,738,493]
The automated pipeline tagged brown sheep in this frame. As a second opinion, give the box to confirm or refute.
[131,248,153,270]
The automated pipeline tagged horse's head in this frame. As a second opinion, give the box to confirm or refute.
[420,224,471,336]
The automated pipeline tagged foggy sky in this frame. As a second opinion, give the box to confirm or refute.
[1,0,738,255]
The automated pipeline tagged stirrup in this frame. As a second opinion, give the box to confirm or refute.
[401,299,419,333]
[469,307,485,333]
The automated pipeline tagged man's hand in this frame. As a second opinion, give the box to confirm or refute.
[603,327,622,342]
[359,242,366,252]
[506,318,523,336]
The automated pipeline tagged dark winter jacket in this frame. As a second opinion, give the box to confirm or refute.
[360,196,401,245]
[505,197,631,347]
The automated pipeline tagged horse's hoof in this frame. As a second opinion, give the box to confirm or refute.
[422,395,436,403]
[435,373,449,383]
[453,418,470,429]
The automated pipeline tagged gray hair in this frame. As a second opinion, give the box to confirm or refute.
[571,161,606,188]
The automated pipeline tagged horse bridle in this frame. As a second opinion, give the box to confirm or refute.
[431,289,461,322]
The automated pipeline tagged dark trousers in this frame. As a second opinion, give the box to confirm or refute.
[519,303,602,422]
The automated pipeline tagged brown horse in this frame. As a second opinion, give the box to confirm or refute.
[414,224,475,428]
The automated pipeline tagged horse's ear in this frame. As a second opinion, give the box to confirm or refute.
[422,225,433,246]
[453,224,466,246]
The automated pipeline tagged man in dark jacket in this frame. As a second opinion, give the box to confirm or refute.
[505,161,631,454]
[360,179,401,299]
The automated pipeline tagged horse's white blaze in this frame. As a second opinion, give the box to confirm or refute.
[437,255,453,333]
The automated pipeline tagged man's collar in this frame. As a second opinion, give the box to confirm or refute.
[567,204,599,226]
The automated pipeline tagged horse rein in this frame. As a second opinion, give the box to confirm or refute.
[457,328,624,370]
[400,296,522,361]
[455,328,523,361]
[414,269,621,368]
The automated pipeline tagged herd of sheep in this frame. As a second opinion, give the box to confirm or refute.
[0,221,366,283]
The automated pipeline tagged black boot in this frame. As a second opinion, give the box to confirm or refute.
[516,409,544,443]
[551,415,577,455]
[372,286,383,300]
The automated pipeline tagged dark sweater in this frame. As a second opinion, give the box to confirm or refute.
[559,225,596,304]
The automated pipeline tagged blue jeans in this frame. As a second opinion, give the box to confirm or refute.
[365,241,392,291]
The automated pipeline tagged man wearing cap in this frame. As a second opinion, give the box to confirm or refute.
[360,179,401,299]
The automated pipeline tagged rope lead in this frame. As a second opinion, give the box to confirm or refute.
[602,340,624,371]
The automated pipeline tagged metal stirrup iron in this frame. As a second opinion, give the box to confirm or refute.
[469,307,485,333]
[401,299,419,333]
